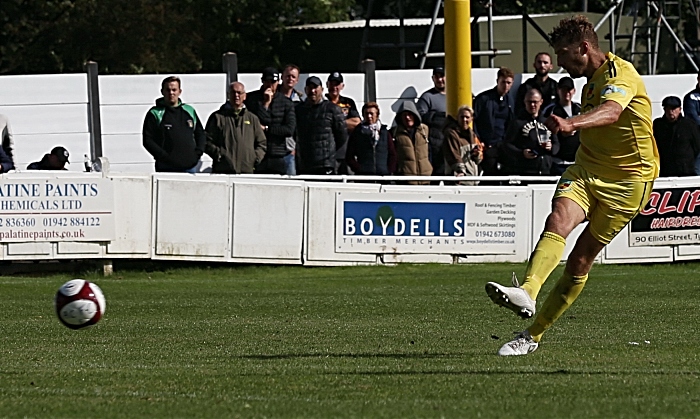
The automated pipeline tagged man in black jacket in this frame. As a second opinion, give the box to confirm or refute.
[245,67,296,175]
[542,76,581,175]
[142,76,206,173]
[473,67,515,176]
[653,96,700,177]
[295,76,348,175]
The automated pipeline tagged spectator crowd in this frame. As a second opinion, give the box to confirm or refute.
[2,56,699,180]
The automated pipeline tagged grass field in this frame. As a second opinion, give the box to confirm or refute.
[2,262,700,418]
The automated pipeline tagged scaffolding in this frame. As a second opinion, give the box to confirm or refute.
[604,0,699,74]
[359,0,511,69]
[359,0,699,74]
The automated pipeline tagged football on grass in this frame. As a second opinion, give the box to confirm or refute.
[54,279,106,329]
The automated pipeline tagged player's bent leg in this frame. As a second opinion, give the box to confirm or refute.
[528,271,588,342]
[527,227,604,342]
[519,196,586,300]
[486,197,586,319]
[520,231,566,300]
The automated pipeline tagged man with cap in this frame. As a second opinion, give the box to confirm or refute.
[515,52,559,116]
[295,76,348,175]
[325,72,361,132]
[653,95,700,177]
[417,66,448,176]
[27,146,69,170]
[245,67,296,174]
[542,76,581,175]
[326,71,361,174]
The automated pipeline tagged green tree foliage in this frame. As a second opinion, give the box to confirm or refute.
[0,0,652,75]
[0,0,354,74]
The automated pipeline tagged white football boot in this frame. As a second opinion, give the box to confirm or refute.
[485,272,536,319]
[497,330,539,356]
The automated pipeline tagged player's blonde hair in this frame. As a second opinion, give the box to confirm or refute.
[549,15,599,48]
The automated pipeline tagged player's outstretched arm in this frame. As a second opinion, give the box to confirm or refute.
[545,101,622,136]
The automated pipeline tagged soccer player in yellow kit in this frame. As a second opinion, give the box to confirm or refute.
[485,15,659,356]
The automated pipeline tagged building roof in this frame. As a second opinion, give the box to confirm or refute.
[287,14,558,30]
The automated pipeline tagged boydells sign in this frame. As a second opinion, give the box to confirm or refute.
[335,191,524,254]
[629,187,700,246]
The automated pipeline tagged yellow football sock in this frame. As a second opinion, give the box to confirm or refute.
[528,271,588,342]
[521,231,567,300]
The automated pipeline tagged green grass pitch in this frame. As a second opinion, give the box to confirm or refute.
[2,262,700,418]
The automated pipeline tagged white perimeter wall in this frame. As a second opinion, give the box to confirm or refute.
[1,70,698,267]
[0,71,696,173]
[0,172,699,267]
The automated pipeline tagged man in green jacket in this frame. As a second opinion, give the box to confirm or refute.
[205,82,267,174]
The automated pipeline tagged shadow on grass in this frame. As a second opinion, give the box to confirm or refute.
[237,352,465,360]
[324,369,700,376]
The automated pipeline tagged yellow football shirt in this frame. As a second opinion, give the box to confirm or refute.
[576,53,659,181]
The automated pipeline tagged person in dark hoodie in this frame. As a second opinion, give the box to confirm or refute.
[142,76,206,173]
[205,82,267,174]
[501,88,560,177]
[393,100,432,185]
[295,76,348,175]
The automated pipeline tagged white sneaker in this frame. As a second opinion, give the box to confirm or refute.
[498,330,539,356]
[485,273,536,319]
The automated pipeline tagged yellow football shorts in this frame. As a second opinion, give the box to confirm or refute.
[553,164,654,244]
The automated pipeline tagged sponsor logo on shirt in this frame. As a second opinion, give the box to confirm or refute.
[601,85,626,97]
[556,179,573,192]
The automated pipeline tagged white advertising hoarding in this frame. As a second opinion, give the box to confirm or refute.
[0,178,115,242]
[335,192,523,254]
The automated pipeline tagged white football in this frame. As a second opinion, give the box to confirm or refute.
[54,279,106,330]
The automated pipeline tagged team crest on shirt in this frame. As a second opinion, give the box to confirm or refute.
[585,84,595,100]
[601,85,626,97]
[187,119,194,128]
[556,179,573,192]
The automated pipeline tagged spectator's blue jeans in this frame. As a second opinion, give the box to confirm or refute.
[283,153,296,176]
[155,162,199,173]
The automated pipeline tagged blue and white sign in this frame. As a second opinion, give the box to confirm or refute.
[336,192,523,254]
[343,201,466,237]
